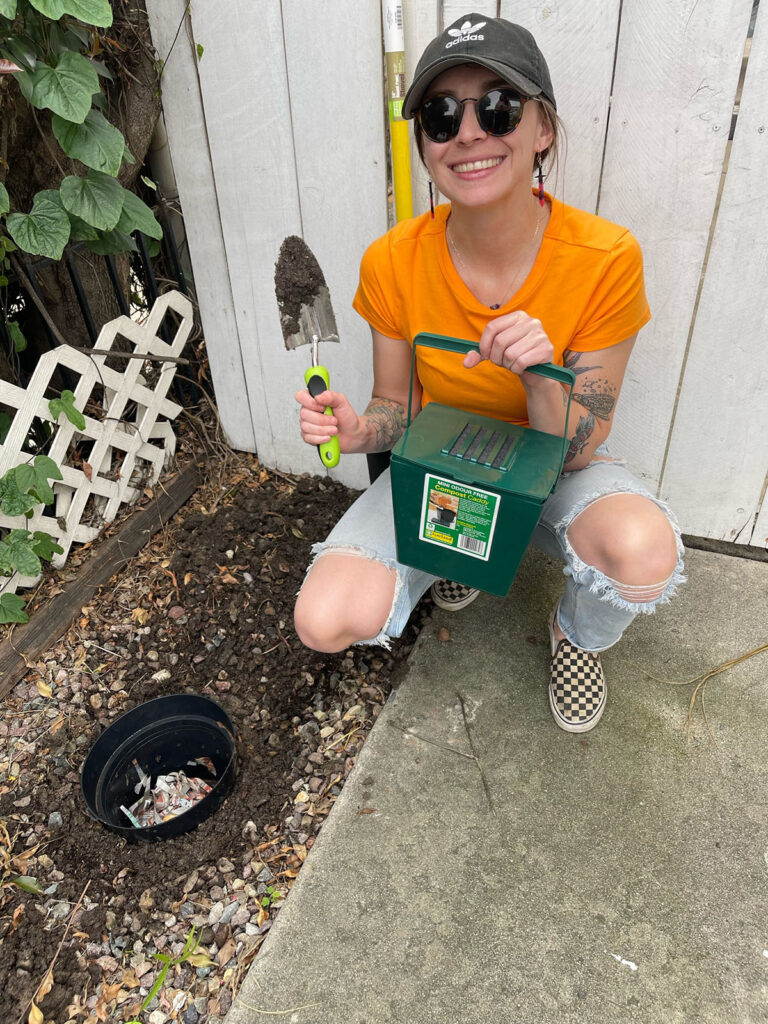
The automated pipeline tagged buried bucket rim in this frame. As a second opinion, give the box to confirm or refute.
[80,693,237,843]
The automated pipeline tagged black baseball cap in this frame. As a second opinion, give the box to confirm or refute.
[402,14,556,117]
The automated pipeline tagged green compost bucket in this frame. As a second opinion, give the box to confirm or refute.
[390,333,576,597]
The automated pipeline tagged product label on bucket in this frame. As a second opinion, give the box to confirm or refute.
[419,474,499,561]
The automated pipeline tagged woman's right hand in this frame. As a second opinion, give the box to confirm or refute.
[295,388,363,453]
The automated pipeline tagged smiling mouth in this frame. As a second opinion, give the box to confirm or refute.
[451,156,505,173]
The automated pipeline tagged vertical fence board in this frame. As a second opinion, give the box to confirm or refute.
[187,0,385,487]
[500,0,620,212]
[600,0,755,490]
[145,1,257,452]
[281,0,388,486]
[659,5,768,543]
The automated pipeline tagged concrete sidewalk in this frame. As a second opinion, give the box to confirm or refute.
[227,547,768,1024]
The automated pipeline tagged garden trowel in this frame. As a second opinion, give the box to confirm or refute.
[274,236,340,469]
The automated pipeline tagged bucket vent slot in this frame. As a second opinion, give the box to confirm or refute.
[441,422,519,470]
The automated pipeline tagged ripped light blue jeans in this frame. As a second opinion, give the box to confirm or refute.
[307,448,686,652]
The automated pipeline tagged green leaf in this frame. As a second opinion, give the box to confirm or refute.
[122,145,135,165]
[85,227,136,255]
[4,35,39,73]
[29,0,67,17]
[8,321,27,353]
[15,50,99,123]
[10,874,45,895]
[31,531,64,560]
[0,0,18,18]
[196,43,204,61]
[0,472,36,516]
[48,389,86,430]
[140,175,157,191]
[5,530,42,576]
[116,189,162,240]
[52,108,125,176]
[6,194,71,259]
[0,183,8,216]
[60,169,124,230]
[141,963,169,1010]
[67,212,100,242]
[33,454,63,482]
[0,593,28,624]
[62,0,113,28]
[0,413,10,444]
[0,542,12,575]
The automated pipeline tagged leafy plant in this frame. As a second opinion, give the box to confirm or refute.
[0,453,65,622]
[260,884,281,908]
[125,925,216,1024]
[0,0,162,263]
[0,818,44,906]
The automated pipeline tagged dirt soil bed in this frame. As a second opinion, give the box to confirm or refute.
[0,459,431,1024]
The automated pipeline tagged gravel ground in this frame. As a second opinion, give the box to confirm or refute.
[0,455,431,1024]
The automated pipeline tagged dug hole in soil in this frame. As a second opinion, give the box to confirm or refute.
[0,460,433,1024]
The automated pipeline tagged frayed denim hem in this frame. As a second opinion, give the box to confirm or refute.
[556,485,687,618]
[304,542,401,649]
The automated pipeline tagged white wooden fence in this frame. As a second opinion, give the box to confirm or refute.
[146,0,767,548]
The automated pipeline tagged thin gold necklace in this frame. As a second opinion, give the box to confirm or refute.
[447,207,546,309]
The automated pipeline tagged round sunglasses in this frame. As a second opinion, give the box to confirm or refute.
[417,87,527,143]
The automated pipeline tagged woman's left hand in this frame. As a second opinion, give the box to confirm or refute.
[463,310,554,388]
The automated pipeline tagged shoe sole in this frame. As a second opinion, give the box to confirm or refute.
[547,605,606,734]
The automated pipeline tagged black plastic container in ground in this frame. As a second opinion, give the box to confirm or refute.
[81,694,237,843]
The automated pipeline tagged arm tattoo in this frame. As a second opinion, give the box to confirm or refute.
[564,411,596,465]
[364,398,407,451]
[575,374,618,422]
[563,350,602,376]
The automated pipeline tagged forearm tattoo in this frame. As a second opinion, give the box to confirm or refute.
[364,398,407,451]
[564,411,596,464]
[564,351,617,423]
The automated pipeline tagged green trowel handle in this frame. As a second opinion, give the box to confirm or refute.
[406,332,577,459]
[305,365,340,468]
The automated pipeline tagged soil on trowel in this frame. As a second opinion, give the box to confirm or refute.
[274,235,328,339]
[0,465,430,1022]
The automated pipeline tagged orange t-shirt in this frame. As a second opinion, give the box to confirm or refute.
[352,196,650,425]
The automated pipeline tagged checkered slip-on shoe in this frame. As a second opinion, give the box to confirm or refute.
[547,607,606,733]
[430,579,481,612]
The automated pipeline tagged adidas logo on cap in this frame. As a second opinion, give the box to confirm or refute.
[445,19,486,48]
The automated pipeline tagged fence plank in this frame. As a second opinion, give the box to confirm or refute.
[403,0,440,215]
[600,0,755,492]
[184,0,383,488]
[658,5,768,544]
[145,1,257,452]
[281,0,388,487]
[500,0,620,213]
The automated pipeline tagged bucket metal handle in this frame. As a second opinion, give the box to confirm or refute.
[406,332,577,464]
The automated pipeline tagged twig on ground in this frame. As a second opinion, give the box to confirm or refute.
[387,721,475,760]
[235,996,321,1016]
[645,641,768,746]
[456,691,495,816]
[15,879,91,1024]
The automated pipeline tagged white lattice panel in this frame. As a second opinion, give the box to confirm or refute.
[0,290,193,594]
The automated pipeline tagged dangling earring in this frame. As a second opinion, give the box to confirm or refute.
[536,154,546,207]
[428,179,435,219]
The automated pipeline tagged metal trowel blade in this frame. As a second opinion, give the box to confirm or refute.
[274,235,340,350]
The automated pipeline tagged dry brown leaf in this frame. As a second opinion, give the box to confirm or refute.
[293,844,307,863]
[82,461,93,482]
[11,904,25,931]
[183,572,194,585]
[217,936,237,966]
[27,1001,43,1024]
[50,715,66,735]
[131,607,149,625]
[36,680,53,698]
[120,968,140,989]
[100,981,123,1001]
[36,968,54,1001]
[219,573,238,585]
[256,905,268,927]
